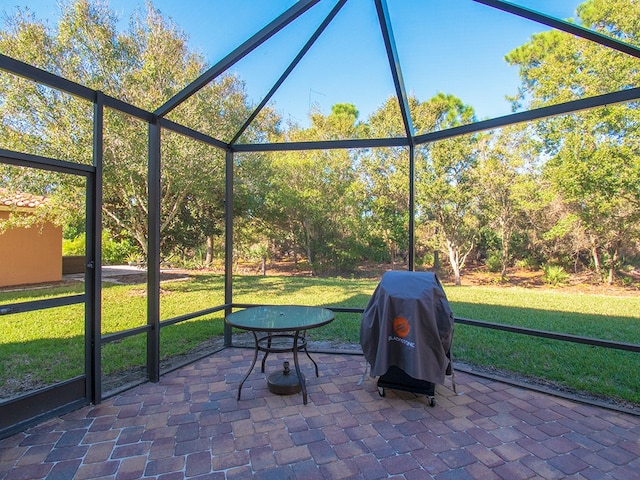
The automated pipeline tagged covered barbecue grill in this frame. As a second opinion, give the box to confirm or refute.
[360,271,454,405]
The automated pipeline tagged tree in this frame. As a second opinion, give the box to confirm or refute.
[357,145,411,267]
[259,105,365,274]
[506,0,640,284]
[545,117,640,283]
[415,93,479,286]
[0,1,268,261]
[475,126,534,281]
[361,93,481,283]
[363,97,413,267]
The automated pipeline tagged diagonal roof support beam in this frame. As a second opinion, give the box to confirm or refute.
[374,0,415,143]
[474,0,640,59]
[414,87,640,145]
[159,118,231,151]
[230,0,348,146]
[155,0,320,118]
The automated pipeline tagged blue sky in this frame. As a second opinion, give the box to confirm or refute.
[1,0,584,126]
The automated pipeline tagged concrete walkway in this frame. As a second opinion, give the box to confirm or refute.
[1,348,639,479]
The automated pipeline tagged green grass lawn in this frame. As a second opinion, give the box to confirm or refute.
[1,273,639,406]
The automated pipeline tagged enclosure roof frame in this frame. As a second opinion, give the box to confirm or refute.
[158,0,640,153]
[2,0,640,153]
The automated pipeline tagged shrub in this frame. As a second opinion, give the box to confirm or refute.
[103,236,136,265]
[419,251,435,268]
[515,257,539,271]
[543,264,569,286]
[485,251,503,273]
[62,235,85,256]
[63,232,136,265]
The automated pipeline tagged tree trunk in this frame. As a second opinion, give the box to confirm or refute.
[303,219,315,276]
[261,256,267,276]
[591,237,602,282]
[500,222,510,282]
[205,235,214,266]
[608,245,619,286]
[447,241,462,286]
[391,243,396,270]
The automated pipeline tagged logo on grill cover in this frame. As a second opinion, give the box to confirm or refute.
[392,316,410,338]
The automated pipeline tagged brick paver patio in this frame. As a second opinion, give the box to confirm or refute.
[1,347,639,479]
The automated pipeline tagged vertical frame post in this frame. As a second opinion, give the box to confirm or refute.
[224,150,234,346]
[408,144,415,271]
[147,117,161,382]
[87,91,104,403]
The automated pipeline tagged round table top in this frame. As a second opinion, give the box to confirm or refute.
[225,305,334,332]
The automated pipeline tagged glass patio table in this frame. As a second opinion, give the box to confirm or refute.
[225,305,334,405]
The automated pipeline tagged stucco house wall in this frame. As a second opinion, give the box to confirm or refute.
[0,191,62,288]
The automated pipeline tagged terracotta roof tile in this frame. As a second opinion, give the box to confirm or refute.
[0,188,48,209]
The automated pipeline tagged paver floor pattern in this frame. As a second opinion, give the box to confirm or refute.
[0,347,639,479]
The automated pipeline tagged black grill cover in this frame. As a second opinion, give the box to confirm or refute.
[360,271,454,385]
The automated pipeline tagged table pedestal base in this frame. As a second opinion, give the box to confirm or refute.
[267,361,303,395]
[235,331,320,405]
